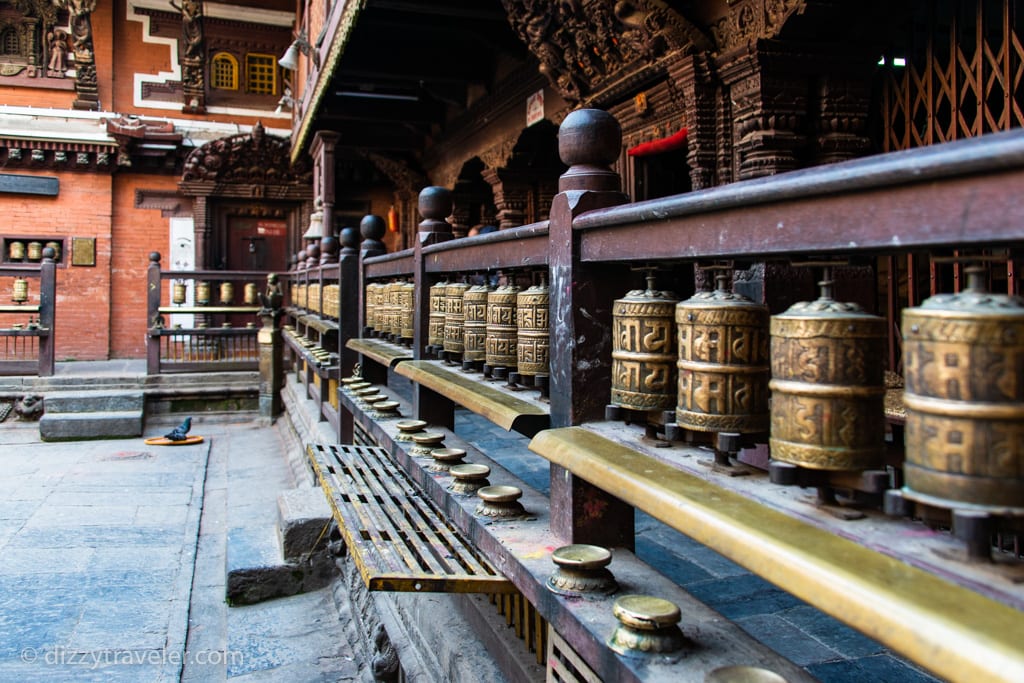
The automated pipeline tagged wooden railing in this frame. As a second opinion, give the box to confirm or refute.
[300,111,1024,683]
[145,253,265,375]
[0,254,55,376]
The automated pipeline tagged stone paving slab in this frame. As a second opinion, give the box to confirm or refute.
[0,423,207,682]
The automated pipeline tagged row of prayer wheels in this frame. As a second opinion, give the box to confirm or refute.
[365,275,550,383]
[609,266,1024,515]
[171,280,260,306]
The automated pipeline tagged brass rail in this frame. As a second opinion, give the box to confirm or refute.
[395,360,549,436]
[529,426,1024,683]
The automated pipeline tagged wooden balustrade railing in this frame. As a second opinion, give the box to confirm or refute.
[0,253,55,376]
[145,252,266,375]
[324,111,1024,683]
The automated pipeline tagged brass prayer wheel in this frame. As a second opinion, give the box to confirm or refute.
[365,282,383,332]
[443,282,471,358]
[463,283,491,362]
[611,276,679,412]
[517,277,550,378]
[675,274,769,433]
[428,280,449,348]
[901,266,1024,511]
[385,280,401,339]
[172,280,187,305]
[769,278,886,471]
[486,284,519,370]
[12,277,29,303]
[26,241,42,260]
[8,241,24,260]
[195,280,211,305]
[219,281,234,305]
[243,282,258,306]
[45,241,60,261]
[399,281,415,341]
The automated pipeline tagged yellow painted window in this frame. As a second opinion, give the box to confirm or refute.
[211,52,238,90]
[245,53,277,95]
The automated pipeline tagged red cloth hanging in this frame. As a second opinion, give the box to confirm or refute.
[627,127,688,157]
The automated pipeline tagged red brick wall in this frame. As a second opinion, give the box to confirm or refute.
[1,170,114,361]
[110,174,181,358]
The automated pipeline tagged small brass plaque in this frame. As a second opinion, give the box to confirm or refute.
[71,237,96,266]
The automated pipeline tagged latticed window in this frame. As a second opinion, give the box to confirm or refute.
[1,28,19,56]
[880,0,1024,151]
[245,53,277,95]
[211,52,238,90]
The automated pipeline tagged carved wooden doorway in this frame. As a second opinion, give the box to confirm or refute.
[214,204,290,273]
[178,122,313,271]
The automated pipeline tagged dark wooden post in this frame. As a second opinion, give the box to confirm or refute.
[413,187,455,429]
[146,252,163,375]
[338,226,361,442]
[37,248,56,376]
[548,109,635,549]
[258,273,284,420]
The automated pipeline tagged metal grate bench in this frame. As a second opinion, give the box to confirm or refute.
[308,443,513,593]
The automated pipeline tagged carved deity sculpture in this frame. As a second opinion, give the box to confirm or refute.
[46,29,68,77]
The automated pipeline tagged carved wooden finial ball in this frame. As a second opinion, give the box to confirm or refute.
[42,247,56,261]
[360,214,386,242]
[418,186,452,221]
[558,109,622,168]
[305,241,320,259]
[320,234,339,255]
[149,252,161,264]
[340,226,359,249]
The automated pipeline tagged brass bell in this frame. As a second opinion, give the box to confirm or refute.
[611,273,679,412]
[769,273,886,471]
[901,265,1024,510]
[516,273,550,379]
[675,272,770,434]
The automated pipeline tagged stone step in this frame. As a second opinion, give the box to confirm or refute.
[39,409,144,441]
[277,488,333,563]
[43,390,144,414]
[226,524,336,606]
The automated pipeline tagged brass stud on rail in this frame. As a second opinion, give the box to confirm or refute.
[429,447,466,472]
[449,463,490,495]
[609,594,689,657]
[394,419,427,442]
[410,432,446,457]
[371,400,401,419]
[475,485,526,519]
[546,544,617,597]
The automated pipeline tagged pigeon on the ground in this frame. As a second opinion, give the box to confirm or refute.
[164,416,192,441]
